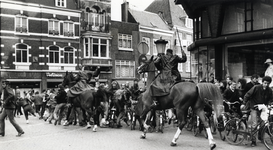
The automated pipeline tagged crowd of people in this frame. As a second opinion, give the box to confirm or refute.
[1,50,273,149]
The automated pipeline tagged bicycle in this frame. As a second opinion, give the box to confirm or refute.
[217,100,242,141]
[224,104,273,150]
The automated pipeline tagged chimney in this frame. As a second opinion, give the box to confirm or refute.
[121,1,129,22]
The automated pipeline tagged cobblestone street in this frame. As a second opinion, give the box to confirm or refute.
[0,115,266,150]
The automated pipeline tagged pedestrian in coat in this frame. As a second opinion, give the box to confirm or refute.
[0,80,24,137]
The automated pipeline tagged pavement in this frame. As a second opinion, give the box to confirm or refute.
[0,115,268,150]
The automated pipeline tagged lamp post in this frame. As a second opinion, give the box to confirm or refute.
[154,37,168,54]
[144,37,168,86]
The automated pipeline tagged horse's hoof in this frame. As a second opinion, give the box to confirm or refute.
[210,144,216,150]
[170,142,177,146]
[140,135,146,139]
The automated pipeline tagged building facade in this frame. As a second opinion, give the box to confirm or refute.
[176,0,273,83]
[79,0,112,84]
[0,0,81,93]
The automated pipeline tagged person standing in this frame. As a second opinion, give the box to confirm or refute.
[265,58,273,88]
[244,76,273,147]
[14,86,23,118]
[33,91,43,117]
[0,80,24,137]
[244,74,260,94]
[40,89,48,120]
[53,84,67,125]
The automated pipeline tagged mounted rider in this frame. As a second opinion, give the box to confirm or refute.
[150,48,187,109]
[67,66,101,97]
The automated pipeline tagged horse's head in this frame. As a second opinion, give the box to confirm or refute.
[62,71,75,87]
[137,56,154,74]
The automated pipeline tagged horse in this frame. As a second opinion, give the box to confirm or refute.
[136,56,223,150]
[62,70,108,131]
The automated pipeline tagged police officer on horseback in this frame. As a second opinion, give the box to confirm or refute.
[67,66,100,97]
[150,48,187,108]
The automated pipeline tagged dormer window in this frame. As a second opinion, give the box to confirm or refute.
[55,0,66,7]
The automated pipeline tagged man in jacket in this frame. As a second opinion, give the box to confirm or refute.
[53,84,67,125]
[0,80,24,137]
[244,76,273,147]
[150,49,187,107]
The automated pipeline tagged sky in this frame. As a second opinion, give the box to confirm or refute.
[111,0,155,21]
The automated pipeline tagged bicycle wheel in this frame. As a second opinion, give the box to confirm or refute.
[186,107,194,131]
[262,122,273,150]
[224,118,246,145]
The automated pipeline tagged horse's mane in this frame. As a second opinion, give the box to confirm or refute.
[197,83,223,118]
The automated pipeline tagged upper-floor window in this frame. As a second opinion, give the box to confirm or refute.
[49,46,60,63]
[48,19,59,35]
[118,34,132,49]
[84,37,109,58]
[64,47,74,64]
[15,15,28,33]
[63,21,74,37]
[185,17,193,28]
[85,6,106,31]
[56,0,66,7]
[15,44,28,63]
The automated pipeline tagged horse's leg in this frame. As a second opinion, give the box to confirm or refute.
[196,109,216,150]
[170,107,188,146]
[140,111,152,139]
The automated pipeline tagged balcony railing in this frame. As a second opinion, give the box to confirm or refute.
[48,30,59,35]
[82,58,112,67]
[15,27,27,33]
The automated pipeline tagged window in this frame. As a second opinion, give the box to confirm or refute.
[48,20,59,35]
[64,47,74,64]
[56,0,66,7]
[85,6,106,31]
[49,46,60,63]
[245,2,253,31]
[185,17,193,28]
[115,60,135,78]
[15,44,28,63]
[118,34,132,49]
[84,37,109,58]
[15,15,27,33]
[63,22,74,37]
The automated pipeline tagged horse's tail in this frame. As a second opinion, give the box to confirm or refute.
[197,83,224,124]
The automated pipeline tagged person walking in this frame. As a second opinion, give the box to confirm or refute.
[0,80,24,137]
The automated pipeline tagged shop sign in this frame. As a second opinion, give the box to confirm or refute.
[46,73,63,78]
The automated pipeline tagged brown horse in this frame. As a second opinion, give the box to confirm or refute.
[136,56,223,150]
[62,70,108,131]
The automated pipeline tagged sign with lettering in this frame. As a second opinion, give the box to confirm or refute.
[46,73,63,78]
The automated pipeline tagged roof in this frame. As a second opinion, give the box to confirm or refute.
[145,0,188,27]
[128,8,170,30]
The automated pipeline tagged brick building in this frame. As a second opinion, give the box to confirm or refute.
[0,0,81,92]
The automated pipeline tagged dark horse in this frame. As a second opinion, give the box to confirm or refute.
[136,56,223,150]
[62,70,108,131]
